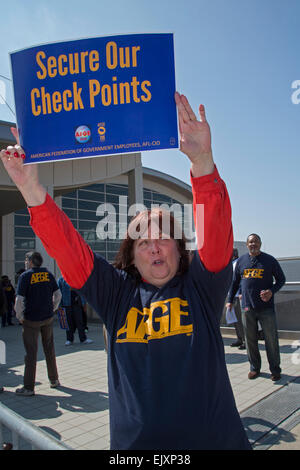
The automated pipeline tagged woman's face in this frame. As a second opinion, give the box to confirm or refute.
[132,235,181,288]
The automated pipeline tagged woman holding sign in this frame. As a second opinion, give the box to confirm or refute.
[0,93,251,450]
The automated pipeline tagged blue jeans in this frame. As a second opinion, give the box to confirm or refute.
[242,307,281,375]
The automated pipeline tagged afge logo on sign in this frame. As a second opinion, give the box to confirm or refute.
[75,125,91,143]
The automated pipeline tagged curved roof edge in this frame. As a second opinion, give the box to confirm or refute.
[142,166,192,194]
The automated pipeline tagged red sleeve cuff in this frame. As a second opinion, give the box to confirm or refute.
[190,165,222,193]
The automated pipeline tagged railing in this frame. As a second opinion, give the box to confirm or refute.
[0,403,71,450]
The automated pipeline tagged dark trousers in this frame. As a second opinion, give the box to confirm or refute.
[242,307,281,375]
[233,297,245,343]
[65,306,87,343]
[1,303,13,326]
[22,317,58,391]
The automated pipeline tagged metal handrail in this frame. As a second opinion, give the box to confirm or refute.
[0,403,71,450]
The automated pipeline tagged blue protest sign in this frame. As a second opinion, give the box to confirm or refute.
[10,33,178,164]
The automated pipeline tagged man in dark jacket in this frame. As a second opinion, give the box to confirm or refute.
[227,234,285,382]
[1,275,15,326]
[14,251,62,396]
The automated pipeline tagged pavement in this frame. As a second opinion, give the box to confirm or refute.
[0,319,299,451]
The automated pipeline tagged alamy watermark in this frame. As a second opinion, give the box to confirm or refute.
[291,80,300,104]
[95,197,204,250]
[291,340,300,365]
[0,340,6,364]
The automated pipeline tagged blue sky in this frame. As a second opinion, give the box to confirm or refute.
[0,0,299,257]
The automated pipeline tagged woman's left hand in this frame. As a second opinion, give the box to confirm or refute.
[175,92,214,177]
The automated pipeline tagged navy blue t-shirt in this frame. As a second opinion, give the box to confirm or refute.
[79,251,251,450]
[228,252,286,310]
[17,267,59,321]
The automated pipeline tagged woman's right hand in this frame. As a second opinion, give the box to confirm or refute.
[0,127,46,206]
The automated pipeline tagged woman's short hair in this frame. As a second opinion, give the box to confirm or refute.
[114,208,190,281]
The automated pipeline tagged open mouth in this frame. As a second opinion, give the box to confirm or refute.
[153,260,164,265]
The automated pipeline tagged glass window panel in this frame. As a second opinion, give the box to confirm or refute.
[106,184,128,196]
[15,226,35,238]
[105,194,121,205]
[84,183,105,193]
[64,190,77,198]
[62,198,77,209]
[14,214,30,225]
[79,221,97,230]
[15,208,28,216]
[15,250,29,262]
[88,240,107,251]
[78,199,103,212]
[63,208,77,219]
[78,210,99,221]
[15,239,35,249]
[15,262,25,275]
[78,189,104,202]
[106,241,121,251]
[79,230,97,241]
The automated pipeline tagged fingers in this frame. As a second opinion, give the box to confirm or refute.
[10,127,20,145]
[0,144,25,161]
[175,92,207,124]
[199,104,207,123]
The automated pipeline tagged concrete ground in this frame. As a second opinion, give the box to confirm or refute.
[0,320,299,450]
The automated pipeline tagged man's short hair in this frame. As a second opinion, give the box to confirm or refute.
[246,233,261,243]
[25,251,43,268]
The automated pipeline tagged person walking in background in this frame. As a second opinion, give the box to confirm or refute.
[227,234,286,381]
[14,251,62,396]
[229,249,245,350]
[0,279,7,328]
[58,276,93,346]
[1,275,16,327]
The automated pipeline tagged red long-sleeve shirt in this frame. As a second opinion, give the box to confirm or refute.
[28,165,233,288]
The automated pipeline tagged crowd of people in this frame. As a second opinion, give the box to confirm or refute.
[0,92,287,449]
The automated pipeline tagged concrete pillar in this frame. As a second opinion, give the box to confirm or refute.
[128,166,144,207]
[1,213,14,281]
[34,185,55,275]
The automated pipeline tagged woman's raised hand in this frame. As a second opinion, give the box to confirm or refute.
[0,128,46,206]
[175,92,214,177]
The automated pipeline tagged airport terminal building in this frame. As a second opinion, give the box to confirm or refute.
[1,119,299,331]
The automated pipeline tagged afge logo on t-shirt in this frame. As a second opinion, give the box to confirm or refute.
[30,272,50,284]
[242,268,264,279]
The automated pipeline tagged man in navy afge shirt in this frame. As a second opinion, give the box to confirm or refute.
[15,251,62,396]
[227,234,285,382]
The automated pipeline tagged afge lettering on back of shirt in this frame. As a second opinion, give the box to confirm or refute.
[116,297,192,343]
[242,268,264,279]
[30,272,50,284]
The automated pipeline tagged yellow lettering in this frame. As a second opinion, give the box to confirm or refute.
[58,55,68,76]
[141,80,152,102]
[106,41,118,69]
[101,84,112,106]
[119,46,130,68]
[62,89,73,111]
[72,82,84,110]
[36,51,47,79]
[119,82,131,104]
[89,79,101,107]
[89,50,100,72]
[52,91,62,113]
[132,46,140,67]
[47,56,57,78]
[31,88,41,116]
[116,298,192,344]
